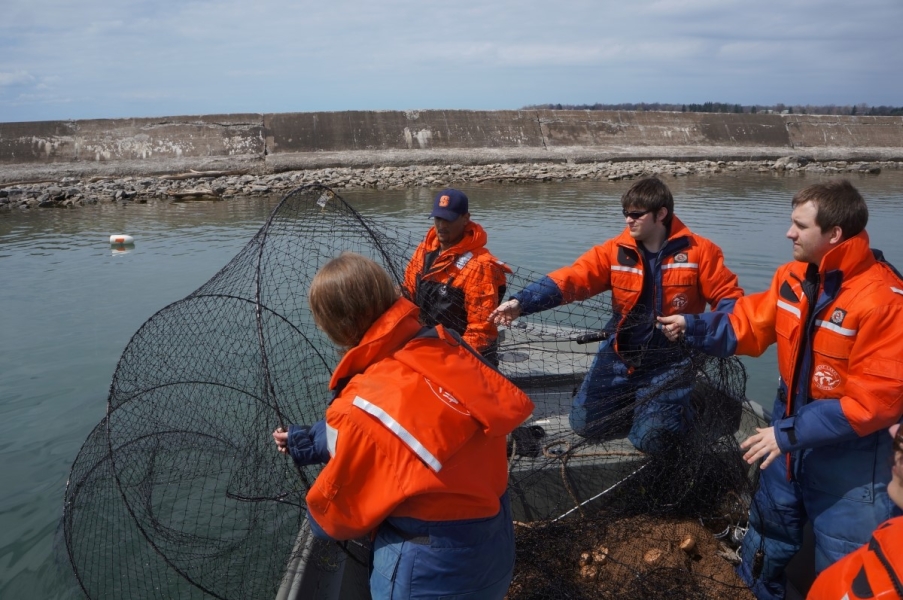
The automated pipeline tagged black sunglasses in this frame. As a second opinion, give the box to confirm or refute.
[623,209,652,220]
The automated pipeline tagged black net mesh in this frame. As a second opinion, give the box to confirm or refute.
[61,184,761,599]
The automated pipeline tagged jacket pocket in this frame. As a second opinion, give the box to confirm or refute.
[812,329,854,360]
[611,269,642,293]
[863,357,903,380]
[661,267,698,288]
[774,307,798,340]
[371,531,404,587]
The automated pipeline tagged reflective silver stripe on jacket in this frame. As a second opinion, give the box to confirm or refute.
[777,300,801,318]
[814,319,857,337]
[352,395,443,472]
[455,252,473,270]
[611,265,642,275]
[326,423,339,458]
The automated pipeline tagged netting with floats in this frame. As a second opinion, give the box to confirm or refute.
[61,184,760,599]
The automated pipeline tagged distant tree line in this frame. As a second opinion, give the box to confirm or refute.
[522,102,903,116]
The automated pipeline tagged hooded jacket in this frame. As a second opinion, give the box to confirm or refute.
[304,297,534,541]
[404,221,511,353]
[684,232,903,452]
[515,216,742,365]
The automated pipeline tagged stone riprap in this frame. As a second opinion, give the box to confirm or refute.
[0,157,896,211]
[2,110,902,210]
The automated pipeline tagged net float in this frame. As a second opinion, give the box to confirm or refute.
[109,234,134,245]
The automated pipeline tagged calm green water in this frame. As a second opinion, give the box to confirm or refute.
[3,171,903,597]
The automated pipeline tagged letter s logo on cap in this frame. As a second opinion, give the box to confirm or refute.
[439,195,450,207]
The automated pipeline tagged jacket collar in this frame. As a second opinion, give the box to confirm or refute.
[816,230,873,278]
[614,215,691,253]
[329,297,423,390]
[422,221,488,256]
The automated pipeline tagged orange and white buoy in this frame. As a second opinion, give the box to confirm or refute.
[109,234,135,245]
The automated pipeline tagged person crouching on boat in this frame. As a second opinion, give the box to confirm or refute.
[403,188,511,365]
[272,252,534,599]
[489,177,743,454]
[806,422,903,599]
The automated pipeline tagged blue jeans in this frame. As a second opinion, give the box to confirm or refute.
[736,401,899,600]
[568,342,694,454]
[369,493,515,599]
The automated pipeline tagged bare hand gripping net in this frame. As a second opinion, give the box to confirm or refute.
[61,184,759,599]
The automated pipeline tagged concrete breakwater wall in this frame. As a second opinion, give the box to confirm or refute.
[3,110,903,177]
[1,110,901,210]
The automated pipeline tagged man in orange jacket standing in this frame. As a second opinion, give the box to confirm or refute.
[404,188,511,364]
[659,179,903,599]
[490,177,743,454]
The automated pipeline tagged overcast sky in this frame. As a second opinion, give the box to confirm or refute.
[2,0,901,123]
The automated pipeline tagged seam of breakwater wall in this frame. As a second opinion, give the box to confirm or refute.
[785,119,795,150]
[537,113,548,150]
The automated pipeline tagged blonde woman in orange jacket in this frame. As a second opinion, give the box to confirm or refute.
[273,252,534,599]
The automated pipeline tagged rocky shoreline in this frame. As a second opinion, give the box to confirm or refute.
[1,157,897,211]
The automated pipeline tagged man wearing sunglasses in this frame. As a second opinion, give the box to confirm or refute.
[659,179,903,599]
[490,177,743,454]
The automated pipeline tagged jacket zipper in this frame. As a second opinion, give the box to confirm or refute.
[784,266,820,480]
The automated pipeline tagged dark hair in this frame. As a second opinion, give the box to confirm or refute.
[791,179,868,240]
[621,177,674,227]
[309,252,400,348]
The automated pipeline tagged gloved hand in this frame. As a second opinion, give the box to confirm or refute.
[273,421,330,467]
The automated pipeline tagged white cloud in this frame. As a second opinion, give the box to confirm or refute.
[0,0,901,121]
[0,71,36,86]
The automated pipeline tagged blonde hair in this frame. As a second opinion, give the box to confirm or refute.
[309,252,400,348]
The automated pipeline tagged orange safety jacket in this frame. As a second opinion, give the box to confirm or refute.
[806,516,903,599]
[404,221,511,353]
[687,231,903,452]
[305,297,534,541]
[685,232,903,450]
[533,216,742,362]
